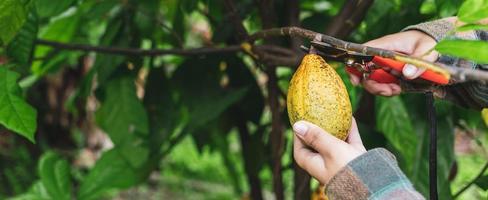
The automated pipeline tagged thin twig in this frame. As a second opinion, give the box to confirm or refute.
[36,41,298,67]
[36,39,241,56]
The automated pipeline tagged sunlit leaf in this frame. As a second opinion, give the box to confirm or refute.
[458,0,488,23]
[38,152,71,200]
[482,108,488,126]
[0,0,27,45]
[35,0,76,18]
[78,148,145,200]
[7,12,38,65]
[10,181,51,200]
[96,76,149,145]
[456,24,488,32]
[435,40,488,64]
[0,67,37,142]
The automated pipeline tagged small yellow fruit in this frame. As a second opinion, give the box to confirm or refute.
[287,54,352,140]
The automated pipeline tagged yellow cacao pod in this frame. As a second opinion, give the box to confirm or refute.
[287,54,352,140]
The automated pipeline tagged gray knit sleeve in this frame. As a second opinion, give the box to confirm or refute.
[402,18,454,42]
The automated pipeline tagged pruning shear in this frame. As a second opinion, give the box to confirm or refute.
[301,41,449,85]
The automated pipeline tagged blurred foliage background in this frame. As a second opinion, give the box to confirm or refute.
[1,0,488,199]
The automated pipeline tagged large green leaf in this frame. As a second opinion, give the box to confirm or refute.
[435,40,488,64]
[143,67,181,149]
[9,181,51,200]
[226,56,264,124]
[458,0,488,23]
[38,152,71,200]
[474,175,488,190]
[402,96,455,200]
[77,148,145,200]
[376,96,418,174]
[96,76,149,145]
[0,0,27,45]
[456,24,488,32]
[6,12,38,65]
[32,14,81,75]
[0,67,37,142]
[35,0,76,18]
[173,57,248,129]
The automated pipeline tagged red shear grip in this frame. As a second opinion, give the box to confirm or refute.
[419,70,449,85]
[372,56,449,85]
[369,69,399,84]
[372,56,405,72]
[345,66,363,77]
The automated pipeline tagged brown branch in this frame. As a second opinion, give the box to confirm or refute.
[223,0,249,41]
[37,26,488,83]
[35,39,242,56]
[324,0,375,38]
[249,26,488,83]
[254,1,285,200]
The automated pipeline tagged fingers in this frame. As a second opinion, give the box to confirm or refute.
[348,73,361,86]
[293,121,344,157]
[362,79,402,96]
[346,118,366,152]
[293,135,328,183]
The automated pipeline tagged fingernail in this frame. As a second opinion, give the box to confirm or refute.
[403,64,417,78]
[293,122,308,136]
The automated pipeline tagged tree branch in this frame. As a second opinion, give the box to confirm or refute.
[35,39,242,56]
[324,0,375,38]
[254,1,285,200]
[36,26,488,83]
[36,41,301,69]
[223,0,249,41]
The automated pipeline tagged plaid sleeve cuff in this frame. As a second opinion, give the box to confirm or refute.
[326,148,424,200]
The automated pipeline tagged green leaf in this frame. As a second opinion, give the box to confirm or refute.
[32,14,81,74]
[9,181,51,200]
[0,67,37,142]
[226,56,264,124]
[96,76,149,145]
[475,175,488,190]
[78,149,141,200]
[6,12,38,66]
[173,57,248,129]
[0,0,27,45]
[456,24,488,32]
[376,96,418,174]
[435,40,488,64]
[38,152,71,200]
[402,96,455,199]
[458,0,488,23]
[35,0,76,18]
[143,67,181,148]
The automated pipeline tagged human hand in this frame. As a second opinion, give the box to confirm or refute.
[293,118,366,184]
[349,30,439,96]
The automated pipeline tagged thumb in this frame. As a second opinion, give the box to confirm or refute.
[403,42,438,79]
[402,64,425,79]
[293,121,344,157]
